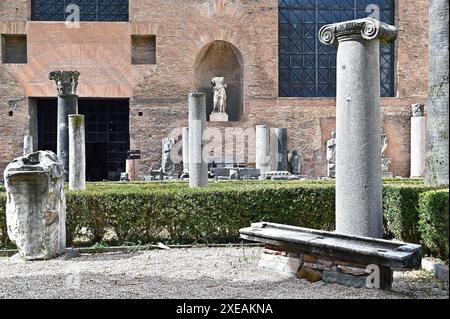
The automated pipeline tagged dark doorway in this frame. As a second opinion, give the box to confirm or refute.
[37,99,130,181]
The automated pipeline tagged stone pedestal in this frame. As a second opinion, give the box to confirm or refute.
[319,19,397,238]
[4,151,66,260]
[189,92,208,188]
[411,116,427,178]
[49,71,80,183]
[210,112,229,122]
[182,127,189,173]
[23,135,33,157]
[68,115,86,190]
[256,125,271,179]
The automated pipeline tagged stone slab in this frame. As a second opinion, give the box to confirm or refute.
[240,222,422,269]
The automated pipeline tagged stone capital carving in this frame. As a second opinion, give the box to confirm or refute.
[49,71,80,96]
[411,103,425,117]
[319,18,397,46]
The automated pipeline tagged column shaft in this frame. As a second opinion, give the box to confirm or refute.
[189,92,208,187]
[335,38,383,238]
[57,95,78,182]
[69,115,86,190]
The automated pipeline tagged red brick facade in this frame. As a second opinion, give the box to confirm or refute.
[0,0,429,180]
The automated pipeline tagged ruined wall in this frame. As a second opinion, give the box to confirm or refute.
[0,0,430,180]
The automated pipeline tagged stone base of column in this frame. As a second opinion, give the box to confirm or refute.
[210,112,229,122]
[259,245,393,289]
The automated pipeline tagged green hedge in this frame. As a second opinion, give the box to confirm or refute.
[0,180,448,261]
[418,190,449,261]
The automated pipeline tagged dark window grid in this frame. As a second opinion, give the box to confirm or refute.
[31,0,129,22]
[279,0,395,97]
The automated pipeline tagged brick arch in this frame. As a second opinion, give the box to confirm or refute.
[16,44,135,97]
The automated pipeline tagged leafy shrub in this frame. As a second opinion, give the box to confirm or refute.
[0,180,447,255]
[383,185,429,243]
[418,189,449,261]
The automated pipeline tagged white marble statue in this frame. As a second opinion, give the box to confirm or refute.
[326,131,336,178]
[211,77,227,114]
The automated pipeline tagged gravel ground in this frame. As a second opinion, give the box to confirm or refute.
[0,247,448,299]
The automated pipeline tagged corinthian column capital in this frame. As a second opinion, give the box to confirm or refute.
[49,71,80,96]
[319,18,397,46]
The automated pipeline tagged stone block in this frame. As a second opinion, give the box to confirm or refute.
[4,151,66,260]
[297,267,323,282]
[259,252,302,277]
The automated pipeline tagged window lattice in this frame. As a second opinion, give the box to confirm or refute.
[31,0,129,22]
[279,0,395,97]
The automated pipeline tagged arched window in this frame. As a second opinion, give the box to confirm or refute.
[279,0,395,97]
[31,0,129,22]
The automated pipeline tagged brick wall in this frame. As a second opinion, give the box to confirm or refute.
[0,0,430,180]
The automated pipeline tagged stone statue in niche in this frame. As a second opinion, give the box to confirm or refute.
[411,103,425,117]
[288,149,303,175]
[210,77,229,122]
[162,138,176,175]
[326,131,336,178]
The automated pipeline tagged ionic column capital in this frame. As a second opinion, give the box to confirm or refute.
[319,18,397,46]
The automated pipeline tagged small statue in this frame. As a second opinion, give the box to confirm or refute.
[326,131,336,178]
[411,103,425,117]
[162,138,175,175]
[381,127,388,158]
[211,77,227,114]
[382,158,391,173]
[288,150,303,175]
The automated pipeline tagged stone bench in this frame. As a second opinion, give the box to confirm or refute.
[239,222,422,289]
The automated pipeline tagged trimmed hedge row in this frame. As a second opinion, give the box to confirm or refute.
[418,189,449,261]
[0,180,448,261]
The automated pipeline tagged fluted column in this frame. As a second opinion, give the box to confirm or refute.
[319,18,397,238]
[49,71,80,182]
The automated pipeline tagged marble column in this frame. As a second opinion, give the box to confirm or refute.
[189,92,208,188]
[256,125,270,179]
[23,135,33,157]
[275,128,288,171]
[49,71,80,182]
[68,115,86,190]
[182,127,189,173]
[319,18,397,238]
[411,104,426,178]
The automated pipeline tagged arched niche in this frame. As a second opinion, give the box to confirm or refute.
[194,41,244,122]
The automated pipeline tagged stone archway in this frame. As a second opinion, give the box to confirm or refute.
[194,40,244,122]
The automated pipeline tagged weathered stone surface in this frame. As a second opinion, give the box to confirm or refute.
[240,222,422,269]
[320,18,397,238]
[297,267,323,282]
[337,265,367,276]
[68,115,86,191]
[189,92,208,188]
[23,135,33,157]
[4,151,66,260]
[259,251,302,277]
[182,127,189,173]
[422,258,449,283]
[323,270,368,288]
[411,115,426,178]
[256,125,270,179]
